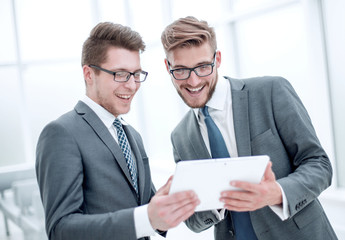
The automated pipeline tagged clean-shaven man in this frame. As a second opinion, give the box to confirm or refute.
[36,22,199,240]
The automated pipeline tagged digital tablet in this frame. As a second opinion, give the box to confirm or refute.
[169,155,269,212]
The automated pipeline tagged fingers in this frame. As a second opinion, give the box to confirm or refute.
[148,190,200,230]
[263,161,275,181]
[163,190,196,205]
[221,190,253,202]
[153,190,199,217]
[167,191,200,212]
[220,190,257,211]
[220,164,282,211]
[230,181,256,192]
[167,201,198,227]
[156,175,173,196]
[223,202,253,212]
[228,161,275,193]
[159,193,199,228]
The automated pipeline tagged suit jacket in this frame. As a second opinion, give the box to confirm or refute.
[36,101,155,240]
[171,76,337,240]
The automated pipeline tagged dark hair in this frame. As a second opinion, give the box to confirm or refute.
[161,16,217,55]
[81,22,145,69]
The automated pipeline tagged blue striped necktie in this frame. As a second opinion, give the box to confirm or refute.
[113,118,139,196]
[201,106,257,240]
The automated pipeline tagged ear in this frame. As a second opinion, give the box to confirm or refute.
[164,58,170,73]
[215,50,221,69]
[83,65,93,86]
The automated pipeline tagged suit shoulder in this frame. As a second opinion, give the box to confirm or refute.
[39,109,79,138]
[46,109,77,126]
[242,76,290,88]
[172,110,194,137]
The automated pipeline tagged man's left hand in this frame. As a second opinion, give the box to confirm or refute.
[219,161,282,211]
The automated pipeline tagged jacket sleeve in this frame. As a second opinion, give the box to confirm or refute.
[36,121,138,240]
[271,78,333,217]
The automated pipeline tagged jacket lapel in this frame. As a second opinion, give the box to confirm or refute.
[74,101,134,189]
[186,109,212,160]
[227,77,252,157]
[186,77,252,159]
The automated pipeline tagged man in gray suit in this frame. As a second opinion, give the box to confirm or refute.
[36,22,200,240]
[160,16,337,240]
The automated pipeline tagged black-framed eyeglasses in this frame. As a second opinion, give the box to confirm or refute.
[168,52,216,80]
[89,64,148,83]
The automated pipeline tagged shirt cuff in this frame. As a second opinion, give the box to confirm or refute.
[212,208,226,220]
[134,204,156,238]
[269,183,290,220]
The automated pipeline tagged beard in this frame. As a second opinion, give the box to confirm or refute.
[176,71,218,109]
[96,89,123,117]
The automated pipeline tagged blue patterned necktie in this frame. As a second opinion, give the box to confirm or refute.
[201,106,257,240]
[113,118,139,196]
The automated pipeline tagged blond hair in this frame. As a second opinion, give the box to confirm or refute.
[161,16,217,55]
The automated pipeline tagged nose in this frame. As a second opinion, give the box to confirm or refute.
[186,70,200,86]
[123,75,139,89]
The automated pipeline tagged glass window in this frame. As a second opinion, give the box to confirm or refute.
[0,67,26,166]
[171,0,226,21]
[235,4,309,83]
[232,0,283,12]
[216,24,238,77]
[323,0,345,187]
[0,0,17,64]
[127,0,164,44]
[15,0,93,62]
[22,62,85,150]
[98,0,127,24]
[234,3,334,170]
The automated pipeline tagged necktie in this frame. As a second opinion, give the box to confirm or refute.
[201,106,230,159]
[113,118,139,196]
[201,106,257,240]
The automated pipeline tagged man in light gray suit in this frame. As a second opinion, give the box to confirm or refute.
[160,16,337,240]
[36,22,200,240]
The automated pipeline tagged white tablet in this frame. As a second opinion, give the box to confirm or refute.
[169,155,269,212]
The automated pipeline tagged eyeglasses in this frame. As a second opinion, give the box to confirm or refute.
[168,53,216,80]
[89,64,148,83]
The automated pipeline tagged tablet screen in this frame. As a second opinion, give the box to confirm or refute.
[169,155,269,211]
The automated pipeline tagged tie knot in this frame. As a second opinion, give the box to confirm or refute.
[201,106,210,117]
[113,118,122,129]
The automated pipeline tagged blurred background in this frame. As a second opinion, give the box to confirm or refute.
[0,0,344,239]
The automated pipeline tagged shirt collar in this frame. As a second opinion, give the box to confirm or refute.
[81,96,127,129]
[193,76,229,117]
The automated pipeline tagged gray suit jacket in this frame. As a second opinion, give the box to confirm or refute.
[171,76,337,240]
[36,101,155,240]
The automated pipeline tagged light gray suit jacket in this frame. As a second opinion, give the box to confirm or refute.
[171,76,337,240]
[36,101,156,240]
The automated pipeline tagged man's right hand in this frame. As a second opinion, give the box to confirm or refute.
[147,176,200,231]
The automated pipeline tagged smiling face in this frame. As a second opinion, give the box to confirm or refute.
[165,43,221,108]
[84,47,141,117]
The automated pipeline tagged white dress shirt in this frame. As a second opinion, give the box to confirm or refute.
[82,96,156,238]
[192,77,289,220]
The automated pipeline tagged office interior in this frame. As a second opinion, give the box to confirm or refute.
[0,0,344,239]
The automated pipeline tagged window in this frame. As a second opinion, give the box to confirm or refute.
[0,0,343,186]
[1,0,344,238]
